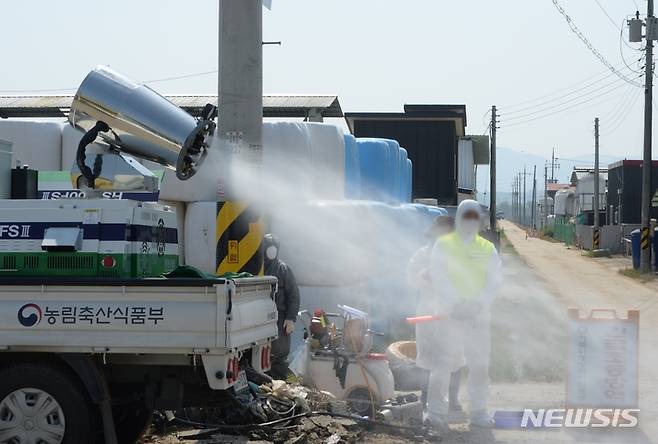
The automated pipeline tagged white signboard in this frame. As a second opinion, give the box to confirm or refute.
[567,309,639,409]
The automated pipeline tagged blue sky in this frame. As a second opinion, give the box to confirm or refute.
[0,0,651,161]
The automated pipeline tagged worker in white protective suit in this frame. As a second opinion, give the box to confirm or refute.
[423,200,502,430]
[407,215,463,412]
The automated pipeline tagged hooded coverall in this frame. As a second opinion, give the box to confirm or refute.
[423,200,501,423]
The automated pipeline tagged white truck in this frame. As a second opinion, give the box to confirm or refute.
[0,275,277,443]
[0,67,279,443]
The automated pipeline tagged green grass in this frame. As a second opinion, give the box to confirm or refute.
[499,229,519,256]
[619,268,657,283]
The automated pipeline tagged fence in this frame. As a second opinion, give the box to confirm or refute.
[554,219,576,246]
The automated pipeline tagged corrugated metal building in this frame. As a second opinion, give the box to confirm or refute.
[345,105,485,205]
[607,159,658,224]
[0,94,344,120]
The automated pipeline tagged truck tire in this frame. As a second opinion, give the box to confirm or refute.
[0,363,94,443]
[113,405,152,444]
[385,341,427,391]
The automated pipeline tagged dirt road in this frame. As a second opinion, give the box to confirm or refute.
[147,222,657,444]
[474,221,658,444]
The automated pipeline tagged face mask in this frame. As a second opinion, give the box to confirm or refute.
[266,246,278,260]
[459,219,480,237]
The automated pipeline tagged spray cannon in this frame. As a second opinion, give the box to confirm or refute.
[68,66,217,191]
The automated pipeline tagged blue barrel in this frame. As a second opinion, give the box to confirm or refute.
[356,138,389,202]
[631,229,641,270]
[383,139,401,204]
[405,158,413,202]
[398,147,408,202]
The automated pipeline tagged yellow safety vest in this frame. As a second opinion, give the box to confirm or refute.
[436,232,495,301]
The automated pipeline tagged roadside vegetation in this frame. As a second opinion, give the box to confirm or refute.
[619,268,657,283]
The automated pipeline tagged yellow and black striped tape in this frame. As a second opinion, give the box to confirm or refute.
[641,227,651,250]
[216,201,264,276]
[593,228,600,249]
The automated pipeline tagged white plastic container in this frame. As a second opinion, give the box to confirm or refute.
[306,123,345,200]
[0,119,64,170]
[160,200,187,265]
[183,201,217,273]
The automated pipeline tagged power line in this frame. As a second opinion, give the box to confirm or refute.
[503,67,635,116]
[594,0,623,31]
[600,83,639,122]
[631,0,641,13]
[144,70,217,84]
[501,63,627,110]
[0,69,218,94]
[551,0,643,87]
[501,81,628,128]
[502,75,637,121]
[601,87,643,135]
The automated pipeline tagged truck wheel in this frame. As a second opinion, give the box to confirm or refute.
[113,405,152,444]
[345,387,376,417]
[0,363,94,443]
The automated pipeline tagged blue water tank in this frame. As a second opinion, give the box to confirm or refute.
[356,138,389,202]
[344,134,361,199]
[383,140,401,204]
[398,147,408,203]
[405,158,413,203]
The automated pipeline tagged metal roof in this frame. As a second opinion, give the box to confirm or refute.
[345,104,468,136]
[570,168,608,186]
[0,94,343,119]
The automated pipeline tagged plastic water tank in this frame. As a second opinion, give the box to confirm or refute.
[405,158,413,202]
[398,147,408,203]
[344,134,361,199]
[357,138,389,202]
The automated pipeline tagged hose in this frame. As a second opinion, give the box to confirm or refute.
[171,410,430,439]
[345,323,377,416]
[76,121,110,188]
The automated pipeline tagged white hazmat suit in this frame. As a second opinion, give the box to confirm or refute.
[421,200,501,427]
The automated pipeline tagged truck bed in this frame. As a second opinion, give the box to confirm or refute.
[0,276,278,355]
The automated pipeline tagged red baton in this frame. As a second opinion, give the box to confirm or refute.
[406,315,444,324]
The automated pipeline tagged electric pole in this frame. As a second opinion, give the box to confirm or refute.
[490,105,497,232]
[523,165,528,225]
[548,148,560,184]
[530,165,537,230]
[641,1,654,272]
[594,118,600,231]
[517,172,522,223]
[594,117,600,249]
[543,165,548,227]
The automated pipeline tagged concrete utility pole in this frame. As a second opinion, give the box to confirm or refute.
[218,0,263,190]
[543,165,548,227]
[641,0,654,271]
[490,105,497,232]
[215,0,265,276]
[523,166,527,226]
[530,165,537,230]
[594,117,600,249]
[594,118,600,229]
[549,148,560,184]
[517,173,521,223]
[512,177,517,223]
